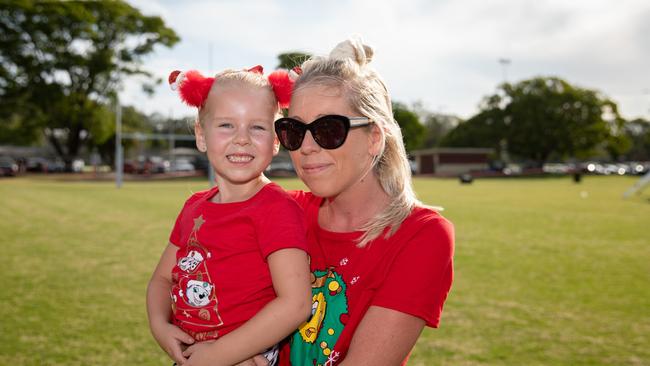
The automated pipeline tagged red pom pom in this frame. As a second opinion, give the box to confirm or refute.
[268,69,294,109]
[178,70,215,108]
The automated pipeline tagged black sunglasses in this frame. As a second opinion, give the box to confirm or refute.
[274,115,373,151]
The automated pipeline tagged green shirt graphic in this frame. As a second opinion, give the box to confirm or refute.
[290,268,349,366]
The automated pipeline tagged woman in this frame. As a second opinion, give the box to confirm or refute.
[251,37,454,366]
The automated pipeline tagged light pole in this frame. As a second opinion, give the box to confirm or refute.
[497,58,511,166]
[115,101,123,188]
[498,58,511,83]
[207,42,216,187]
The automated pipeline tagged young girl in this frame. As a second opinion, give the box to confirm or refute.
[146,66,311,366]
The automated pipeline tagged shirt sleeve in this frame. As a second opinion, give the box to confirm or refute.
[371,216,455,328]
[168,195,198,247]
[168,207,185,247]
[287,190,309,209]
[256,195,308,259]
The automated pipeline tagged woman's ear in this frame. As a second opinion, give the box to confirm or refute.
[367,123,384,157]
[194,122,207,152]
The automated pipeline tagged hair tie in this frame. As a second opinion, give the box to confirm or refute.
[247,65,264,74]
[169,70,215,108]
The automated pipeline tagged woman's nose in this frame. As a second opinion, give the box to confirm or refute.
[300,130,321,154]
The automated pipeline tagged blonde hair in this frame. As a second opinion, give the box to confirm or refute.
[197,68,278,125]
[294,37,423,247]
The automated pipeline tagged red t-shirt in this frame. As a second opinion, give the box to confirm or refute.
[168,183,307,341]
[283,191,454,366]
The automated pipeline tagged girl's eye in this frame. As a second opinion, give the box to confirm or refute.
[217,122,233,128]
[252,125,267,131]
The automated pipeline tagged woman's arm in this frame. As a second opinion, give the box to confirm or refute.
[339,306,425,366]
[341,215,454,366]
[182,248,312,366]
[146,243,196,364]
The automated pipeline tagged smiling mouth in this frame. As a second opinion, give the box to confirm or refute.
[227,154,254,163]
[302,163,330,174]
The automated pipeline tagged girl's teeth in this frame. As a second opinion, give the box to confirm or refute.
[227,155,253,163]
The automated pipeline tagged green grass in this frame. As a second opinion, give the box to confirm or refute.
[1,175,648,365]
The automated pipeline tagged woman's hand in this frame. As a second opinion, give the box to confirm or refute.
[182,341,271,366]
[234,355,270,366]
[151,322,195,365]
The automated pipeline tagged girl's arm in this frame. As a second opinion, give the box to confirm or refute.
[339,306,425,366]
[146,243,195,364]
[182,248,311,366]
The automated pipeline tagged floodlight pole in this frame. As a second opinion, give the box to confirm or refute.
[168,108,175,175]
[498,58,511,83]
[208,41,216,187]
[115,102,123,189]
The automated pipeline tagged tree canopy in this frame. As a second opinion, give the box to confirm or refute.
[442,77,629,165]
[0,0,179,169]
[276,52,311,70]
[623,118,650,161]
[392,102,425,152]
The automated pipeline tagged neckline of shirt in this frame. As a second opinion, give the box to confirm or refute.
[201,182,277,209]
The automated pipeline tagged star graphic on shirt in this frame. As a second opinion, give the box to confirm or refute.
[193,215,205,231]
[325,351,340,366]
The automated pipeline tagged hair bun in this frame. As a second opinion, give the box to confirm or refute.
[329,37,374,66]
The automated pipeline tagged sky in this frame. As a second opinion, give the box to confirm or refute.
[122,0,650,121]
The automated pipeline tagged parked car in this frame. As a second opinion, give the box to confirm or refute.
[25,157,65,173]
[26,157,49,172]
[169,158,195,172]
[123,160,138,174]
[0,156,18,176]
[265,160,295,176]
[148,156,170,173]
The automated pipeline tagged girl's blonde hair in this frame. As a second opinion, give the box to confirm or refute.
[294,37,426,247]
[197,69,278,125]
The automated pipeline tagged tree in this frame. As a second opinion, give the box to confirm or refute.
[443,77,626,166]
[0,1,179,170]
[441,107,505,153]
[410,102,460,148]
[276,52,311,70]
[95,105,152,166]
[392,102,425,152]
[623,118,650,161]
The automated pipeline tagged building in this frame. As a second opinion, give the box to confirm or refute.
[410,147,494,176]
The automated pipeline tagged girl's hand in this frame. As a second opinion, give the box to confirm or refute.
[181,340,216,366]
[151,322,195,365]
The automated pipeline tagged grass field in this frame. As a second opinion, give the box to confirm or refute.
[1,175,648,365]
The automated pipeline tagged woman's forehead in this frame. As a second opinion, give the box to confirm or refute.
[289,85,355,118]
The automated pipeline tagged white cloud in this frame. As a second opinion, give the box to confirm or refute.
[123,0,650,119]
